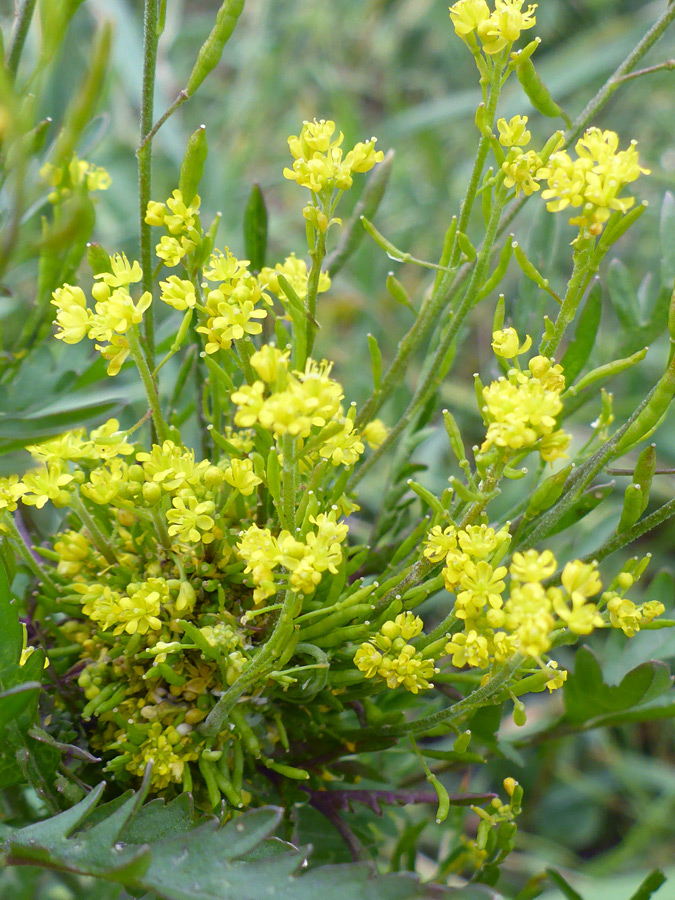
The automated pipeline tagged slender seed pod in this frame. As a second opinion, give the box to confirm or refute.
[617,483,643,534]
[526,464,574,516]
[614,353,675,454]
[386,273,415,313]
[361,216,410,262]
[433,217,458,292]
[186,0,246,97]
[179,125,208,206]
[368,333,382,388]
[443,409,467,465]
[516,56,570,125]
[476,240,513,302]
[456,231,476,261]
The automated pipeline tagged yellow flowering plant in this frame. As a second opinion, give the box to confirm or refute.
[3,0,675,897]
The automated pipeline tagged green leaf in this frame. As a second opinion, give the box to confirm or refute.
[628,869,667,900]
[561,281,602,384]
[243,183,268,273]
[1,777,448,899]
[0,398,120,453]
[563,647,673,728]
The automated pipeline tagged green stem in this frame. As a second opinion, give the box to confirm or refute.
[138,0,160,366]
[539,238,595,358]
[355,656,522,740]
[567,4,675,146]
[1,514,59,595]
[6,0,38,79]
[128,325,169,443]
[69,495,118,567]
[579,495,675,567]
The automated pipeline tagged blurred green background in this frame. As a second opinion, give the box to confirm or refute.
[3,0,675,897]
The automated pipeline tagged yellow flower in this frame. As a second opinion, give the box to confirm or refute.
[163,189,200,235]
[90,286,152,339]
[0,475,27,512]
[20,465,74,508]
[509,549,556,582]
[160,276,196,310]
[95,252,143,289]
[250,345,290,383]
[501,149,542,196]
[259,253,331,302]
[498,115,531,148]
[361,419,388,449]
[283,119,383,193]
[223,458,262,496]
[166,495,216,544]
[449,0,490,37]
[491,327,532,358]
[477,0,537,55]
[424,524,458,563]
[445,629,490,668]
[51,284,91,344]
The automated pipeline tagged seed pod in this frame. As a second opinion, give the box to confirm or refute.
[368,333,382,388]
[617,483,643,534]
[86,242,112,276]
[476,240,513,302]
[614,353,675,455]
[475,102,492,137]
[566,347,647,398]
[361,216,410,262]
[527,463,574,516]
[454,730,472,753]
[179,124,208,206]
[263,758,310,780]
[386,273,415,313]
[429,773,450,824]
[633,443,656,515]
[407,479,444,517]
[198,756,222,809]
[516,56,569,124]
[433,217,458,291]
[443,409,467,465]
[456,231,476,261]
[186,0,246,97]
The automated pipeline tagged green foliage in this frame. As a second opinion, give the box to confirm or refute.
[0,774,442,900]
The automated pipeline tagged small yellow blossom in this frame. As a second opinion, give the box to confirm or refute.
[498,116,531,148]
[223,458,262,496]
[167,495,216,544]
[160,276,196,310]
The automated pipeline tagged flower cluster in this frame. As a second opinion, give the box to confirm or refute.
[497,120,649,236]
[480,329,569,463]
[40,153,111,204]
[237,512,349,602]
[424,523,660,672]
[354,613,438,694]
[538,128,650,236]
[232,346,385,465]
[449,0,537,56]
[197,249,272,352]
[51,253,150,375]
[283,119,384,195]
[145,189,202,268]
